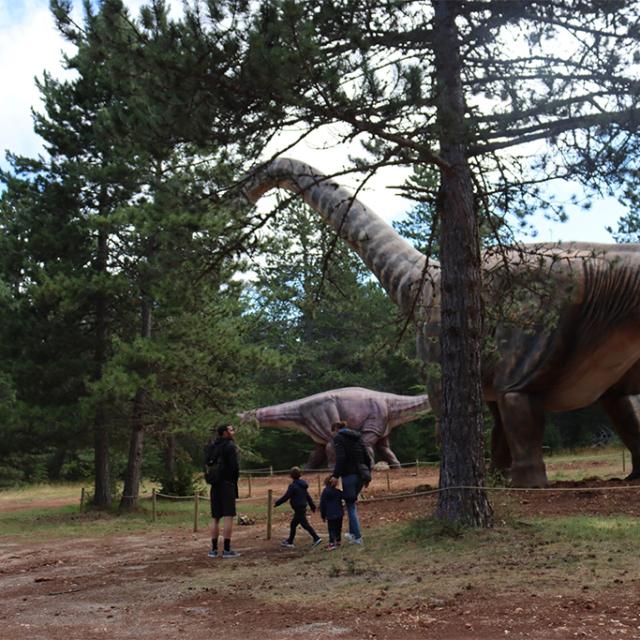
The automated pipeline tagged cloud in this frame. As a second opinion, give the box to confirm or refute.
[0,0,72,162]
[0,0,183,166]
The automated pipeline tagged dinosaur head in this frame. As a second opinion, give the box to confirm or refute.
[237,409,257,424]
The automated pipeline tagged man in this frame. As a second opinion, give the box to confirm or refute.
[329,420,372,545]
[205,424,240,558]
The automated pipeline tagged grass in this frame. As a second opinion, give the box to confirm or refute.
[545,445,630,481]
[185,507,640,612]
[0,481,269,539]
[0,481,88,504]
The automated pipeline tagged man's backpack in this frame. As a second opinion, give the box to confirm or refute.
[358,461,372,484]
[204,443,225,485]
[338,430,372,484]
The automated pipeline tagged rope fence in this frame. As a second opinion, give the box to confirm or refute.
[237,458,439,477]
[78,447,638,538]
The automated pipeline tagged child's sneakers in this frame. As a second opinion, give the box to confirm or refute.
[222,549,241,558]
[326,543,338,551]
[207,549,218,558]
[280,539,295,548]
[311,537,323,548]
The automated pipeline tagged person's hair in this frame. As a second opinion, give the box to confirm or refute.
[331,420,347,432]
[324,474,333,486]
[290,466,302,479]
[217,424,232,437]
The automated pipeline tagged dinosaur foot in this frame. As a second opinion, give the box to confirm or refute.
[509,462,548,488]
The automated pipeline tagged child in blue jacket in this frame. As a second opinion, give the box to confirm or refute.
[320,474,344,550]
[274,467,322,549]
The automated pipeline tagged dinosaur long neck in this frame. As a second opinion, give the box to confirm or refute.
[243,158,438,314]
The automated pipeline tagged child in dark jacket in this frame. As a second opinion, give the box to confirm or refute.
[274,467,322,549]
[320,475,344,550]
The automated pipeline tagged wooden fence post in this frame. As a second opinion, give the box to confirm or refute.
[152,488,157,523]
[386,469,391,491]
[193,492,200,533]
[266,489,273,540]
[80,487,85,509]
[269,465,274,476]
[415,459,419,477]
[248,474,252,498]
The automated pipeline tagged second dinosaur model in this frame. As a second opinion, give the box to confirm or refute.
[239,387,431,468]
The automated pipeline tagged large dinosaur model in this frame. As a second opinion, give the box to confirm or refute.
[239,387,431,468]
[241,158,640,487]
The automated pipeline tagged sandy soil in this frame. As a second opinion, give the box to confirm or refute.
[2,465,640,640]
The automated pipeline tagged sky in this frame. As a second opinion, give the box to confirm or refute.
[0,0,627,242]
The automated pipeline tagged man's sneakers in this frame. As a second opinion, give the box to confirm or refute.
[311,537,323,548]
[326,542,340,551]
[208,548,241,558]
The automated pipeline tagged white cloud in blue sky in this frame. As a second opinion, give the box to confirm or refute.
[0,0,625,242]
[0,0,71,160]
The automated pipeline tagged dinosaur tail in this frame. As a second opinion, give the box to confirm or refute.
[387,393,432,428]
[242,158,437,314]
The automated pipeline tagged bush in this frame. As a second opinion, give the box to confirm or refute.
[0,464,25,488]
[59,450,94,481]
[159,455,197,496]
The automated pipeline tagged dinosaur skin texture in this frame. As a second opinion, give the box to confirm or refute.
[242,158,640,487]
[238,387,431,469]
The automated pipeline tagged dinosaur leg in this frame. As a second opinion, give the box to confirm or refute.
[360,431,377,466]
[375,436,401,468]
[488,401,512,475]
[599,393,640,480]
[304,443,328,470]
[496,392,547,487]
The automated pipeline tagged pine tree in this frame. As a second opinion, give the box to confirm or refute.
[0,0,278,502]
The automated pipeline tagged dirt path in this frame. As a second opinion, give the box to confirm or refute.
[2,470,640,639]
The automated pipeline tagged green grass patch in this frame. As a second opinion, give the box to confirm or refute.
[545,446,630,482]
[186,509,640,611]
[528,513,640,544]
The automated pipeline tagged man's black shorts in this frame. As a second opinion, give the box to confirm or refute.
[210,481,237,519]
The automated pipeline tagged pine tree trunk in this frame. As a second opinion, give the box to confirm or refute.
[432,0,493,527]
[119,299,152,509]
[93,226,111,508]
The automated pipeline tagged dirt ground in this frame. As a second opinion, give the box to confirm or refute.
[2,463,640,640]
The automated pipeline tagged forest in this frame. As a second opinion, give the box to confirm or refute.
[1,0,639,520]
